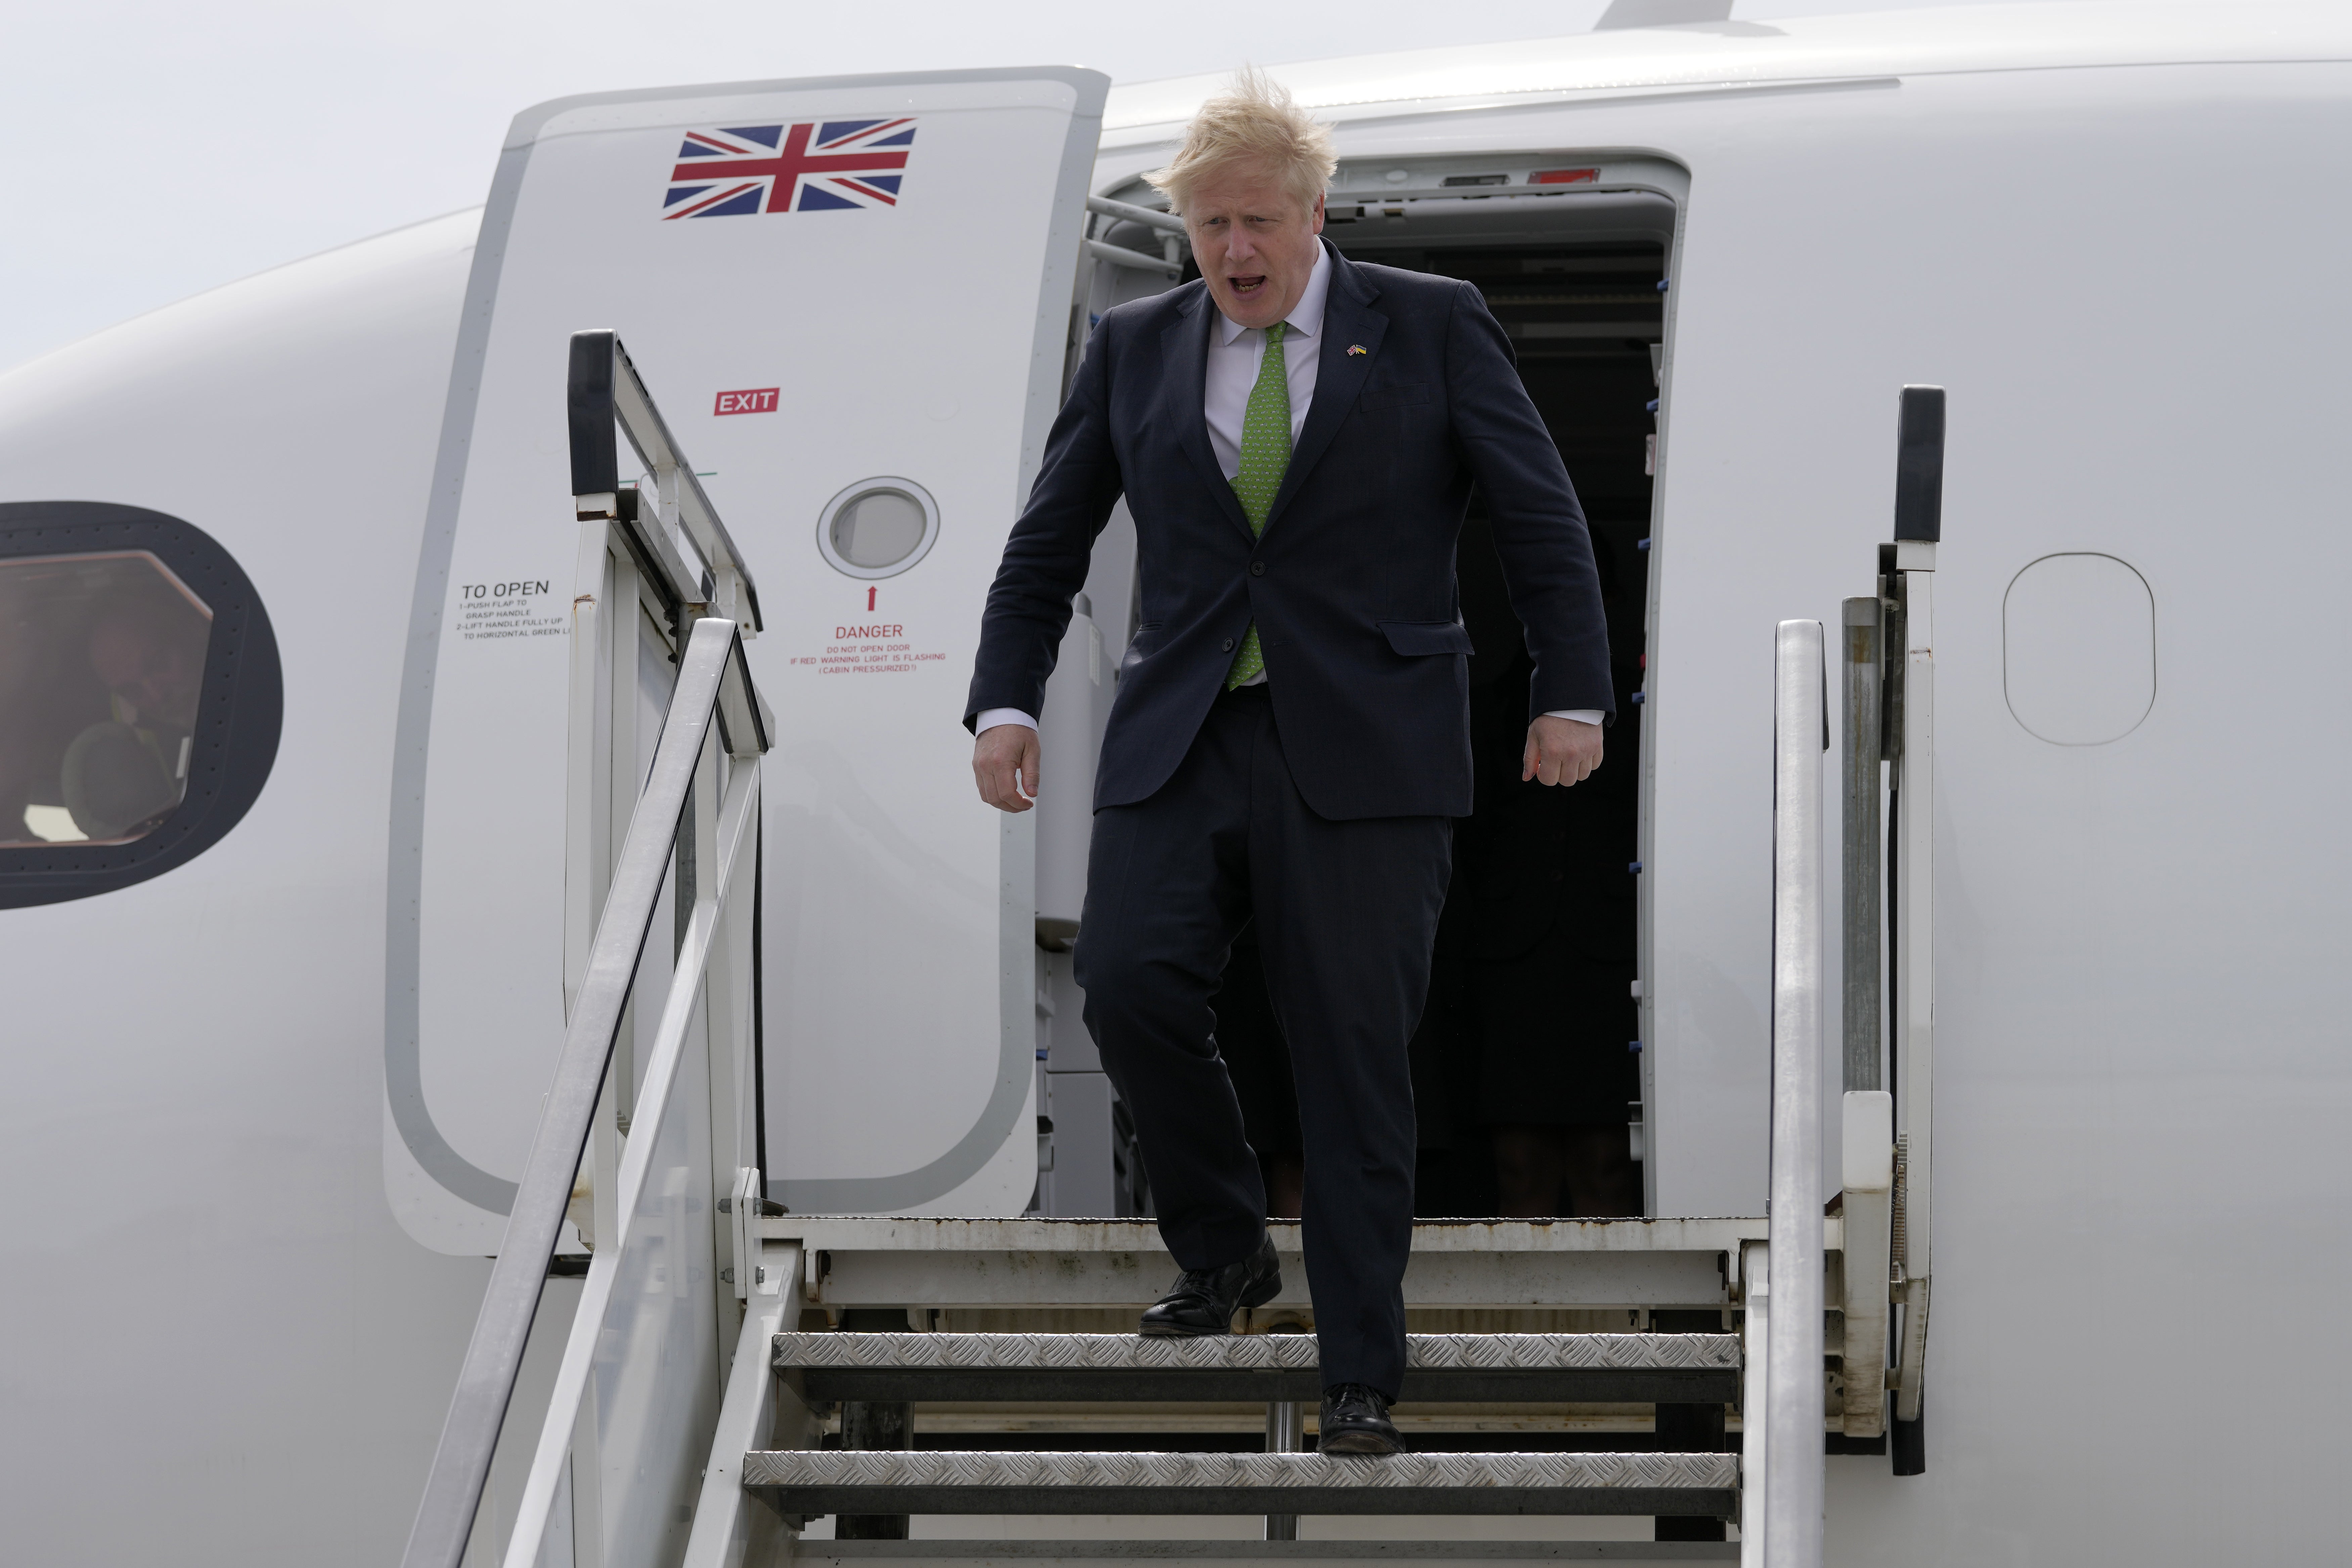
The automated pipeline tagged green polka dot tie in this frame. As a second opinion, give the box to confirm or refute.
[1225,320,1290,689]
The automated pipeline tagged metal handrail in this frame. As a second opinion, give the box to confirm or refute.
[1084,195,1186,277]
[399,617,765,1568]
[1084,238,1183,276]
[1758,619,1828,1568]
[568,329,765,633]
[1084,193,1185,235]
[501,707,762,1568]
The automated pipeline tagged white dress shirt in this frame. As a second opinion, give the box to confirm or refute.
[1198,245,1334,686]
[978,244,1601,734]
[1203,242,1333,486]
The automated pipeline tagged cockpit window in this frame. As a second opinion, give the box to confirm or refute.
[1,552,214,846]
[0,503,281,909]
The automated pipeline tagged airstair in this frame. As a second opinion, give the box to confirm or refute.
[398,346,1944,1568]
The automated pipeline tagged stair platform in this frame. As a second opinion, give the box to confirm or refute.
[766,1217,1794,1313]
[776,1332,1740,1406]
[744,1450,1738,1519]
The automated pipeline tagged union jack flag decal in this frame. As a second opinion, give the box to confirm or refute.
[662,119,914,218]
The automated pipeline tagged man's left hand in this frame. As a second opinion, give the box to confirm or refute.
[1522,715,1603,787]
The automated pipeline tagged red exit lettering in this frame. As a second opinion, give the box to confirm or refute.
[714,387,780,415]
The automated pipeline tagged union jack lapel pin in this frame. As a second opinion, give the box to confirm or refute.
[1347,344,1369,355]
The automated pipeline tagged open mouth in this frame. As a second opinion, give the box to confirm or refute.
[1228,274,1269,297]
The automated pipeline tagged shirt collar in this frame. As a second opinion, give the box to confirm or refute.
[1216,241,1332,346]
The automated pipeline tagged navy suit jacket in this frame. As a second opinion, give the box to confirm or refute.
[966,242,1614,821]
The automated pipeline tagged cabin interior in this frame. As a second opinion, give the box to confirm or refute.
[1074,184,1668,1223]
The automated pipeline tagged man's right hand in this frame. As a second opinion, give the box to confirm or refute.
[973,724,1040,813]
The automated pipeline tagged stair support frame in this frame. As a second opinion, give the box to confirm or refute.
[1762,620,1827,1568]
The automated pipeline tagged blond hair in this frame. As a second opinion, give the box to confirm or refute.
[1145,66,1337,218]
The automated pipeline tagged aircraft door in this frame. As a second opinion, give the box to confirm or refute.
[388,69,1110,1250]
[1027,212,1184,1214]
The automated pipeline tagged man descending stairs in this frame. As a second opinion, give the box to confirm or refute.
[399,521,1891,1568]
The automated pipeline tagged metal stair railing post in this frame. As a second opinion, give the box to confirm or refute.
[501,716,762,1568]
[399,617,765,1568]
[1737,1240,1769,1568]
[1838,594,1883,1095]
[1889,386,1942,1454]
[568,329,764,636]
[680,1237,809,1568]
[1265,1398,1304,1540]
[1764,619,1827,1568]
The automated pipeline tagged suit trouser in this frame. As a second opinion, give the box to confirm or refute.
[1073,684,1450,1398]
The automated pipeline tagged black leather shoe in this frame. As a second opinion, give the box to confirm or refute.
[1138,1234,1281,1336]
[1317,1382,1404,1454]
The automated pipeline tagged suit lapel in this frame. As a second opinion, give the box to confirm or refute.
[1160,290,1255,540]
[1262,245,1386,535]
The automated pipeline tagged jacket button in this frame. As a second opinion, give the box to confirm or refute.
[1221,637,1235,652]
[1250,561,1266,576]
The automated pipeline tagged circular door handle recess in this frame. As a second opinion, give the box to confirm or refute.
[815,477,940,580]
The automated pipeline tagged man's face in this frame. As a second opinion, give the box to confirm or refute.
[90,615,203,730]
[1184,164,1325,330]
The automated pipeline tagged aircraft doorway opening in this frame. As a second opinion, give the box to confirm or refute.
[1336,198,1661,1221]
[1050,183,1670,1225]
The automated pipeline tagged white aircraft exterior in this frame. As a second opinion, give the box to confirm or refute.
[1,4,2345,1563]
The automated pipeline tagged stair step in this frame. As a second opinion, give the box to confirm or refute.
[776,1332,1737,1405]
[784,1547,1741,1566]
[774,1216,1781,1312]
[742,1449,1739,1518]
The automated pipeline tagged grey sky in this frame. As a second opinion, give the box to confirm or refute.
[3,0,2078,373]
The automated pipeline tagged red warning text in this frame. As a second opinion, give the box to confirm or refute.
[714,387,780,415]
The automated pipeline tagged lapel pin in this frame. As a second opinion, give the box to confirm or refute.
[1347,344,1369,356]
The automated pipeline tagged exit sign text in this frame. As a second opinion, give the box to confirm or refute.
[714,387,780,415]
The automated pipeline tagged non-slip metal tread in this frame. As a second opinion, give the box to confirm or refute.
[793,1547,1739,1563]
[774,1332,1738,1404]
[777,1332,1738,1371]
[742,1449,1739,1517]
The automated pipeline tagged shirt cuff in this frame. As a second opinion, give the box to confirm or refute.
[1544,709,1605,726]
[976,708,1038,733]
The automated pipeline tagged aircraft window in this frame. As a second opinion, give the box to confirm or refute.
[0,551,210,846]
[816,477,939,579]
[2004,552,2156,745]
[0,504,282,908]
